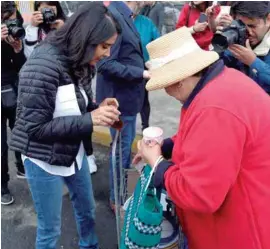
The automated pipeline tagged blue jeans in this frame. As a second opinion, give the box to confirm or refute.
[109,115,137,203]
[24,156,98,249]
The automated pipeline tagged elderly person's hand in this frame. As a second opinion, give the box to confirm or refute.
[229,39,257,66]
[136,140,162,168]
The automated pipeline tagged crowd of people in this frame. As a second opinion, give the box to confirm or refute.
[1,1,270,249]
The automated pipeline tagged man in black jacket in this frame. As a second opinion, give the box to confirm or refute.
[1,1,26,205]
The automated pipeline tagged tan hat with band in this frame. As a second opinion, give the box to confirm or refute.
[145,27,220,91]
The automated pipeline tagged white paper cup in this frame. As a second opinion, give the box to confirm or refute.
[143,127,163,146]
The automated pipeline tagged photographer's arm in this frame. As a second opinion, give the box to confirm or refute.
[250,57,270,87]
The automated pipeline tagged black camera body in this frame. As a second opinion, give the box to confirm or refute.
[212,20,247,54]
[41,8,56,25]
[5,19,25,40]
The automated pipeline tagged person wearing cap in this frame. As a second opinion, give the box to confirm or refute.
[133,27,270,249]
[1,1,26,205]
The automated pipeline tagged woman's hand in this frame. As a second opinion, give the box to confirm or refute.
[137,140,162,168]
[91,105,120,127]
[1,24,8,41]
[193,20,208,33]
[99,98,119,108]
[5,36,23,53]
[31,11,43,27]
[206,5,215,19]
[50,19,65,30]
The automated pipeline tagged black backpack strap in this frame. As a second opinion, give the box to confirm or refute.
[186,4,192,27]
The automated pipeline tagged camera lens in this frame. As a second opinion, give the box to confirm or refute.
[212,29,239,54]
[212,34,229,53]
[47,15,55,23]
[42,8,56,24]
[10,26,26,40]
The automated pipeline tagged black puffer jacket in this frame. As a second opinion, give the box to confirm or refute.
[10,43,98,167]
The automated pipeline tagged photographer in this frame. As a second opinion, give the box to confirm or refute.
[176,1,219,50]
[1,1,26,205]
[211,2,270,94]
[24,1,66,58]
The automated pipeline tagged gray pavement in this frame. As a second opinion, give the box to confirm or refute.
[1,144,118,249]
[139,89,182,138]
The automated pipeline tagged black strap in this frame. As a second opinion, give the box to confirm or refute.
[186,5,191,27]
[25,39,38,46]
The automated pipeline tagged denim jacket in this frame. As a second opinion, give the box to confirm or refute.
[223,31,270,94]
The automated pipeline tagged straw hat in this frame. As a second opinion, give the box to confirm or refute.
[145,27,219,91]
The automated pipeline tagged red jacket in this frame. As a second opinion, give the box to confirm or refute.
[164,67,270,249]
[176,4,218,50]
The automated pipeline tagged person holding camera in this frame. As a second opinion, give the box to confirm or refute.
[209,1,270,94]
[9,2,120,248]
[176,1,220,50]
[1,1,26,205]
[24,1,66,58]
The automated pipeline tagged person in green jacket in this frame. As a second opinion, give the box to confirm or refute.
[134,13,160,131]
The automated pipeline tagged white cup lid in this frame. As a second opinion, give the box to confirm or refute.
[143,127,163,138]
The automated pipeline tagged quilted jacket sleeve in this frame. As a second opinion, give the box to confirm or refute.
[19,53,93,143]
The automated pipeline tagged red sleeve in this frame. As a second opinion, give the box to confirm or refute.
[176,4,190,29]
[164,108,246,213]
[171,134,177,143]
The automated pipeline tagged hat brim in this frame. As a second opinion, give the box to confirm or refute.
[146,50,219,91]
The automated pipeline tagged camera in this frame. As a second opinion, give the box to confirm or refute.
[5,19,25,40]
[212,20,247,54]
[41,8,56,25]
